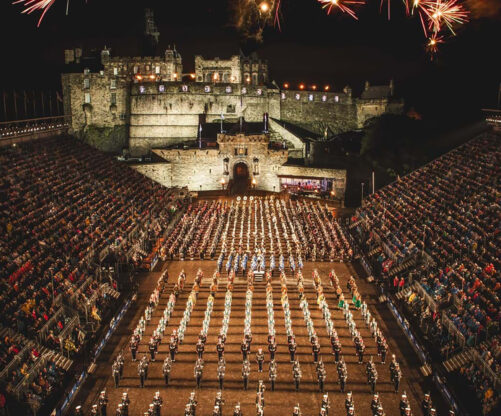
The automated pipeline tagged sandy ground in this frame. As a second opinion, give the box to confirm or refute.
[72,259,438,416]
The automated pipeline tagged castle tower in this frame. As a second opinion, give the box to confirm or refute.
[143,8,160,56]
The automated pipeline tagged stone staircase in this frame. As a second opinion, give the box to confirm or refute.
[443,349,474,372]
[39,345,74,372]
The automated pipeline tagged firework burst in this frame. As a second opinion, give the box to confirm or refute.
[318,0,364,20]
[426,32,444,58]
[425,0,469,35]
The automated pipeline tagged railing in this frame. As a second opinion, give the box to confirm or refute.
[471,348,501,392]
[414,282,439,313]
[0,115,71,141]
[441,312,466,349]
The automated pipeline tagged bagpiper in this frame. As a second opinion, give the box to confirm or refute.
[188,392,198,416]
[121,393,130,416]
[214,391,224,416]
[112,361,120,388]
[269,359,277,391]
[256,348,265,372]
[152,392,162,416]
[292,360,302,391]
[242,359,251,390]
[345,392,354,415]
[218,359,225,390]
[321,393,330,415]
[162,356,172,386]
[337,357,348,392]
[390,361,402,393]
[195,359,204,389]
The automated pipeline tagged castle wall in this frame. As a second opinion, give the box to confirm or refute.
[279,90,358,135]
[128,83,280,154]
[131,162,172,187]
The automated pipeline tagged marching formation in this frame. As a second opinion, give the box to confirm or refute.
[160,197,352,265]
[73,263,428,416]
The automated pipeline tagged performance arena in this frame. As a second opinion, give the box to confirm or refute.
[0,132,499,416]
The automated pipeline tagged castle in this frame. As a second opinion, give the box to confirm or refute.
[61,42,403,198]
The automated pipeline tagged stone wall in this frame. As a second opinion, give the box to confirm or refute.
[279,90,358,135]
[61,72,129,152]
[128,83,280,154]
[131,162,172,187]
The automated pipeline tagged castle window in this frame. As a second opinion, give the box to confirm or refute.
[110,79,117,89]
[322,95,327,102]
[241,87,247,94]
[119,113,126,120]
[334,95,339,102]
[308,94,314,102]
[110,92,117,105]
[225,86,232,94]
[146,65,150,71]
[281,93,286,100]
[257,89,263,96]
[133,65,138,74]
[204,85,211,93]
[181,85,189,92]
[227,104,235,113]
[139,85,146,94]
[159,85,165,93]
[155,65,161,74]
[113,67,118,76]
[295,93,301,100]
[252,74,258,85]
[83,78,90,89]
[84,92,91,104]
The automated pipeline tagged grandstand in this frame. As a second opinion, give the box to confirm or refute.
[0,131,499,416]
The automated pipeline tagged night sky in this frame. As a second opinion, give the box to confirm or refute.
[0,0,500,125]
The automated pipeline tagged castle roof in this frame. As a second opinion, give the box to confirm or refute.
[361,85,392,100]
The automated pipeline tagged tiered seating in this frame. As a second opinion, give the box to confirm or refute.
[0,136,187,411]
[352,133,501,414]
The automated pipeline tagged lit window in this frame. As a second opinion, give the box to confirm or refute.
[241,87,247,94]
[335,95,339,102]
[83,68,90,75]
[257,89,262,96]
[204,85,211,93]
[281,92,286,100]
[158,85,165,93]
[110,79,117,89]
[155,66,160,74]
[139,85,146,94]
[113,67,118,76]
[83,79,90,89]
[84,93,91,103]
[295,93,300,100]
[308,94,314,101]
[322,95,327,102]
[146,65,150,71]
[110,93,117,105]
[181,85,188,92]
[226,86,232,93]
[133,66,138,74]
